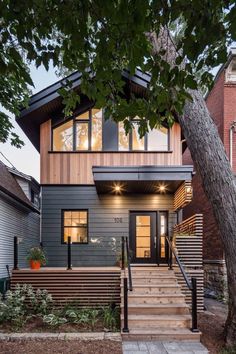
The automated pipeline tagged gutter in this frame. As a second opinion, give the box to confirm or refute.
[229,121,236,167]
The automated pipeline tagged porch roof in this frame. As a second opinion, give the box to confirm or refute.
[92,165,194,194]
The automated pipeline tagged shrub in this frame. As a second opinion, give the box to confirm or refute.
[102,305,120,331]
[42,313,67,327]
[0,284,53,329]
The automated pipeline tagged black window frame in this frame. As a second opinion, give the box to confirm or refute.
[52,108,103,152]
[118,120,170,152]
[61,209,89,245]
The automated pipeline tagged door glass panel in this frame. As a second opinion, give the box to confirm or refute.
[136,215,151,258]
[160,214,167,258]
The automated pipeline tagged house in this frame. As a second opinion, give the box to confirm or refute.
[183,48,236,299]
[0,161,40,291]
[14,70,203,340]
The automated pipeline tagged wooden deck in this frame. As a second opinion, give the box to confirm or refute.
[11,267,121,306]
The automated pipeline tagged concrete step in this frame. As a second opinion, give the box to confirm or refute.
[122,328,201,341]
[121,314,191,329]
[120,303,190,315]
[121,293,186,305]
[121,284,181,295]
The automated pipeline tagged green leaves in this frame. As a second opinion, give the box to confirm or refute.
[0,0,236,144]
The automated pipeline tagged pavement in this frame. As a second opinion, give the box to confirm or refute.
[122,341,208,354]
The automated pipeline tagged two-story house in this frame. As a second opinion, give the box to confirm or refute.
[183,48,236,299]
[15,70,203,340]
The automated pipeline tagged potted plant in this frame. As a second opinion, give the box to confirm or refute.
[27,247,46,270]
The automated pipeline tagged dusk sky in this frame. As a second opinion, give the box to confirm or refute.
[0,64,59,182]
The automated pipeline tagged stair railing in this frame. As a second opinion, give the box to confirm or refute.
[165,235,199,333]
[121,236,133,333]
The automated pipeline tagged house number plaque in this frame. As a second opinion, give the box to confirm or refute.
[114,217,123,223]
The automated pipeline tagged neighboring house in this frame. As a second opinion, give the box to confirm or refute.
[0,161,40,285]
[183,48,236,298]
[15,70,204,340]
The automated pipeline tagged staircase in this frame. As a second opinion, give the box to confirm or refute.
[121,265,201,341]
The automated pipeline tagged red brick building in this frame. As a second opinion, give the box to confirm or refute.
[183,48,236,298]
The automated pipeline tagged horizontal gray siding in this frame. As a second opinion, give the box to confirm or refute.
[42,186,177,267]
[0,196,40,279]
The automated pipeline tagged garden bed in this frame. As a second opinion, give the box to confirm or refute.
[0,339,122,354]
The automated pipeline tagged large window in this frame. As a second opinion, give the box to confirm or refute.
[62,210,88,244]
[119,121,169,151]
[52,108,102,151]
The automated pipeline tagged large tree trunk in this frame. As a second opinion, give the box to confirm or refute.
[149,31,236,345]
[181,90,236,346]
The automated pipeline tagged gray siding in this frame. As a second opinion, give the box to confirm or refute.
[15,176,30,199]
[41,186,177,267]
[0,195,40,279]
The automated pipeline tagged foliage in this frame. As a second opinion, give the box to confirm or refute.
[26,247,46,266]
[102,305,120,331]
[0,284,53,329]
[42,313,67,327]
[220,346,236,354]
[1,1,236,145]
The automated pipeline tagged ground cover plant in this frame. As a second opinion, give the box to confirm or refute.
[0,284,120,332]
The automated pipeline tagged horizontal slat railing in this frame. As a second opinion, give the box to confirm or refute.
[173,214,204,312]
[174,181,192,211]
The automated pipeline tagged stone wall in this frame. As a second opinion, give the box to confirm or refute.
[204,260,227,300]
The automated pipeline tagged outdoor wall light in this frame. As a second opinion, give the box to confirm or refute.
[158,184,167,193]
[114,185,121,192]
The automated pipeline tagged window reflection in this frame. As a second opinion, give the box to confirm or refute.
[76,122,89,150]
[132,123,145,150]
[92,109,102,151]
[119,122,129,151]
[53,120,73,151]
[63,210,88,243]
[148,127,168,151]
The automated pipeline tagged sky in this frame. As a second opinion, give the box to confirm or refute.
[0,65,59,182]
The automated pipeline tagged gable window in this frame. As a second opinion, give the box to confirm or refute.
[119,121,169,151]
[62,210,88,244]
[52,108,102,151]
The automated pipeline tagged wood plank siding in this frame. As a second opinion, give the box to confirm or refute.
[40,120,182,185]
[173,215,204,312]
[11,268,121,306]
[41,186,177,267]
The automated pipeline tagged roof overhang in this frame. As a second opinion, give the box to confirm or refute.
[92,165,193,194]
[16,69,151,152]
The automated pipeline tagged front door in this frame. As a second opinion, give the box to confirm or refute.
[130,211,157,263]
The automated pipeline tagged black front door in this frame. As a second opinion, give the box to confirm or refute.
[130,211,157,263]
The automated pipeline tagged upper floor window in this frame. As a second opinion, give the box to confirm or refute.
[52,108,102,151]
[119,121,169,151]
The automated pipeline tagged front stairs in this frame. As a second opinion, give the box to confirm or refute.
[120,265,201,341]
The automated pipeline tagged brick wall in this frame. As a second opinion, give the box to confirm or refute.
[224,83,236,173]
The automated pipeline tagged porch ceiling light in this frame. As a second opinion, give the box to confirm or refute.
[158,184,167,193]
[113,184,124,194]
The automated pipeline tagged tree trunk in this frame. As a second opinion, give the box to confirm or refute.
[181,90,236,346]
[148,31,236,345]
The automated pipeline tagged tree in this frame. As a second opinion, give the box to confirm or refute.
[1,0,236,345]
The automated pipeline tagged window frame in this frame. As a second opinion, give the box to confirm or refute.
[118,121,170,152]
[61,209,89,245]
[52,107,103,152]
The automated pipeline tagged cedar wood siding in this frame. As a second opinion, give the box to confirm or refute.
[40,120,182,185]
[41,186,176,267]
[0,195,40,278]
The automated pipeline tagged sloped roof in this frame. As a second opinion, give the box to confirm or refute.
[16,69,151,152]
[0,161,39,213]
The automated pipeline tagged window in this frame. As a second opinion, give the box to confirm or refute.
[62,210,88,244]
[53,120,73,151]
[119,121,169,151]
[52,108,102,151]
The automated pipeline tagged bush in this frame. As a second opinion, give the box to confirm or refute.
[0,284,53,329]
[102,306,120,331]
[42,313,67,327]
[26,247,46,266]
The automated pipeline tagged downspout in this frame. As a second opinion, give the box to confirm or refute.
[229,121,236,167]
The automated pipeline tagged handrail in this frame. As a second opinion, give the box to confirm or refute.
[121,236,133,333]
[165,235,199,332]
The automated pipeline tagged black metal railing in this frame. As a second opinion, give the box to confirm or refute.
[121,236,133,332]
[165,235,199,333]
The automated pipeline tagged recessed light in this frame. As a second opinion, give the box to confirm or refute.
[115,185,121,192]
